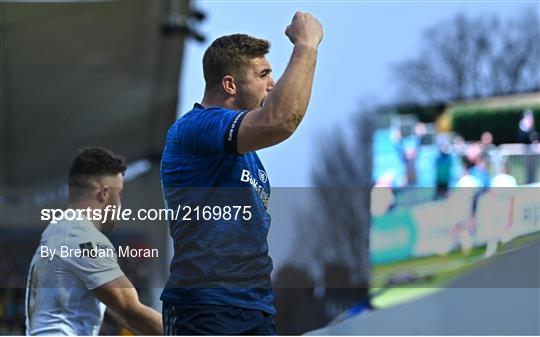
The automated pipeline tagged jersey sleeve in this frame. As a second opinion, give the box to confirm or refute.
[177,108,247,154]
[63,240,124,290]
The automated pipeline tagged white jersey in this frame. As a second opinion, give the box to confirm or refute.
[25,218,124,335]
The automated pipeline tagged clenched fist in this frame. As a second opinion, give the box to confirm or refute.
[285,12,323,48]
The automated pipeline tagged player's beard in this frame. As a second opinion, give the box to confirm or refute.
[101,199,118,233]
[101,221,115,234]
[236,87,266,111]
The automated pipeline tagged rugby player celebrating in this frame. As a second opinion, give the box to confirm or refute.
[160,12,323,335]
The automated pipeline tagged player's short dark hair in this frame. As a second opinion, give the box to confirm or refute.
[68,147,127,190]
[203,34,270,89]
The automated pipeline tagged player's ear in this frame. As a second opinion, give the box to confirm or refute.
[222,75,236,96]
[96,186,109,203]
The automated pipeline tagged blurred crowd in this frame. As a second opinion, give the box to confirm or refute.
[0,234,37,334]
[372,108,538,215]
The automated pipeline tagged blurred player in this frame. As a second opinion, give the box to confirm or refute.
[25,147,162,335]
[160,12,323,335]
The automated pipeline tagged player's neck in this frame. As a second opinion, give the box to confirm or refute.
[66,200,102,231]
[201,91,238,111]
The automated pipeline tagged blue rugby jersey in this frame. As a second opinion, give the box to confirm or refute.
[160,103,274,315]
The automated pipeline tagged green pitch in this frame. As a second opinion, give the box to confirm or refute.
[370,231,540,309]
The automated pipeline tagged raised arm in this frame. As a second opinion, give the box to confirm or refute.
[237,12,323,154]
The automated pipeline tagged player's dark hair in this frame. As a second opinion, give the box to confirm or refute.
[68,147,126,198]
[203,34,270,89]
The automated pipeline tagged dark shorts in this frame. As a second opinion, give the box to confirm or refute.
[162,302,277,335]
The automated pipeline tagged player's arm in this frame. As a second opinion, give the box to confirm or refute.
[237,12,324,154]
[92,275,162,335]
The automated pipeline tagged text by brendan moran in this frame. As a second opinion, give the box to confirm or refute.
[40,245,159,260]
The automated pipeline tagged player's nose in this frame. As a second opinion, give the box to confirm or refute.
[267,77,275,92]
